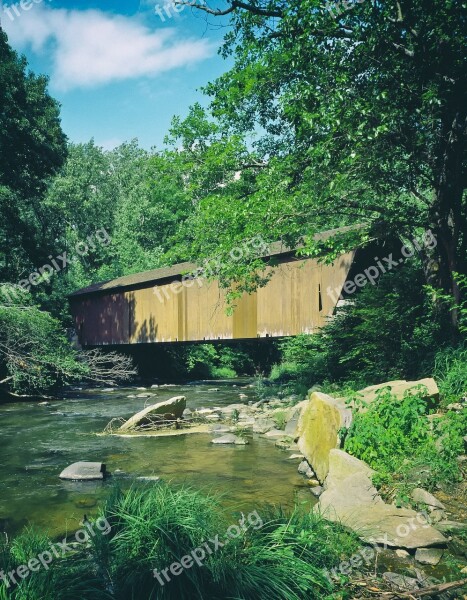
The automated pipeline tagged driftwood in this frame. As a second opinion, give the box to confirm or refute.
[376,577,467,598]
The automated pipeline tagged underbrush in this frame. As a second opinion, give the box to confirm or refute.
[343,389,466,504]
[0,484,361,600]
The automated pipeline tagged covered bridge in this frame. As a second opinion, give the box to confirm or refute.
[69,228,365,347]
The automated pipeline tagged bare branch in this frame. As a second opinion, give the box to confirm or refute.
[175,1,284,18]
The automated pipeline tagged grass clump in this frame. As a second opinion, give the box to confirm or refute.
[0,484,362,600]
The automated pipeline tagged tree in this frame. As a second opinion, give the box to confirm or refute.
[176,0,466,329]
[0,27,67,282]
[0,284,136,398]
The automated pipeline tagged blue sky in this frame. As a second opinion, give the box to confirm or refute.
[1,0,231,149]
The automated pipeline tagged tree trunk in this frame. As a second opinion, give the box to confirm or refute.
[426,108,466,332]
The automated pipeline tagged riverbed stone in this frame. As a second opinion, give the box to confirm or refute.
[263,428,287,439]
[59,462,106,481]
[415,548,444,565]
[354,378,439,406]
[317,450,447,549]
[297,392,352,482]
[253,418,275,434]
[211,434,248,445]
[209,425,232,434]
[119,396,186,431]
[310,486,323,497]
[410,488,445,509]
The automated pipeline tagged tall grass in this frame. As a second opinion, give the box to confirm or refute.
[434,344,467,402]
[0,483,361,599]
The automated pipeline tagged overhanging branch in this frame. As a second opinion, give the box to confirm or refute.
[174,1,284,18]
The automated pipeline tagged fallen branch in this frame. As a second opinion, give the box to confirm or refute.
[380,577,467,598]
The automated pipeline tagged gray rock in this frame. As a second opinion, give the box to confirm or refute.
[60,462,106,481]
[151,384,159,389]
[211,434,248,445]
[263,429,286,439]
[102,388,115,392]
[410,488,445,509]
[382,572,419,591]
[136,387,147,390]
[205,414,221,421]
[415,548,444,565]
[298,460,312,475]
[253,418,275,434]
[395,549,410,558]
[310,486,323,497]
[434,520,467,534]
[183,408,192,417]
[288,454,304,460]
[209,425,231,434]
[119,396,186,431]
[317,450,447,549]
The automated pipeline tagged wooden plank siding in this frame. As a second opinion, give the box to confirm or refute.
[70,251,355,346]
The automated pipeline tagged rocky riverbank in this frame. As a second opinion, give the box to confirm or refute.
[105,377,467,594]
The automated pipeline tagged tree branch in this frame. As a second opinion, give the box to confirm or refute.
[175,1,284,18]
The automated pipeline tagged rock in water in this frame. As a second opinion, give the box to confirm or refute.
[119,396,186,431]
[297,392,352,482]
[211,434,248,445]
[59,462,106,481]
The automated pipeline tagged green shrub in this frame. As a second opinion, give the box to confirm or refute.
[211,366,237,379]
[344,389,466,498]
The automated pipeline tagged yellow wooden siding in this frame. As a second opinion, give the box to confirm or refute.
[71,253,355,345]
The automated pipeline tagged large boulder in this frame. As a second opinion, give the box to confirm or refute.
[317,450,447,549]
[60,462,106,481]
[296,392,352,482]
[354,378,439,406]
[119,396,186,431]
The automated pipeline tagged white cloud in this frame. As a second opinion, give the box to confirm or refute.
[2,4,214,91]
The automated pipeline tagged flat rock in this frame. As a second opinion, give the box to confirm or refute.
[211,434,248,445]
[288,454,304,460]
[382,572,419,591]
[434,520,467,534]
[209,425,232,434]
[395,549,410,558]
[415,548,444,565]
[410,488,445,509]
[119,396,186,431]
[263,429,286,439]
[253,418,275,434]
[60,462,106,481]
[354,378,439,406]
[135,393,154,398]
[317,450,447,549]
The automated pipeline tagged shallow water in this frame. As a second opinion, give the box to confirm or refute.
[0,381,310,537]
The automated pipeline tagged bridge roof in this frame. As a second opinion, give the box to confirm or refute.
[69,226,359,298]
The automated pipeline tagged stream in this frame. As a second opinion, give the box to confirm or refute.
[0,380,310,538]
